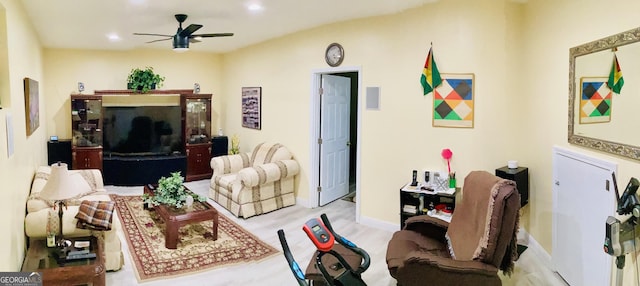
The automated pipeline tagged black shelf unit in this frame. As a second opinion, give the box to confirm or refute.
[495,166,529,207]
[400,185,457,228]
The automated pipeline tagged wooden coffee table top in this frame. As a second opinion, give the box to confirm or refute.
[22,236,105,286]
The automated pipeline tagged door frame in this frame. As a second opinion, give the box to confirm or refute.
[309,66,362,223]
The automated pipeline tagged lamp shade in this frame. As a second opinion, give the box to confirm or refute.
[39,163,91,201]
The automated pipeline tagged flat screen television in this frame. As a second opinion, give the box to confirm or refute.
[103,106,183,156]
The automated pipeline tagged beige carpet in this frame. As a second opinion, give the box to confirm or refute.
[110,194,279,282]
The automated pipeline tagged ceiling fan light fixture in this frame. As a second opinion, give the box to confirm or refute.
[133,14,233,51]
[173,35,190,52]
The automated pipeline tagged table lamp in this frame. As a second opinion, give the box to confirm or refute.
[39,162,91,254]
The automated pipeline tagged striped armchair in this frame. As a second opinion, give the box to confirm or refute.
[209,142,300,218]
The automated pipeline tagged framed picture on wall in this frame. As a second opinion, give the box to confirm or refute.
[579,77,611,124]
[433,73,474,128]
[242,87,262,130]
[23,77,40,135]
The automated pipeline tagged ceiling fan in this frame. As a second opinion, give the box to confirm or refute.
[134,14,233,51]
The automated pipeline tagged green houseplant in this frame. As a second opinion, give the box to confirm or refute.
[142,172,206,208]
[127,67,165,93]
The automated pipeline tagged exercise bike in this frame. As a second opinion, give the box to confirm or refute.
[277,213,371,286]
[604,172,640,286]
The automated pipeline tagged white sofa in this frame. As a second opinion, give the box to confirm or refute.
[209,142,300,218]
[25,166,124,271]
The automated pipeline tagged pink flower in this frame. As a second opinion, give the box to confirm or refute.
[441,149,453,174]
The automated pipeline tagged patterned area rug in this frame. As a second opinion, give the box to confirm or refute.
[110,194,279,282]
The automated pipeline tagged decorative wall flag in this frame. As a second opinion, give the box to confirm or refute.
[607,54,624,94]
[421,46,442,95]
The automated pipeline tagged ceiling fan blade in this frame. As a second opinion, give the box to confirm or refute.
[189,38,202,43]
[146,38,172,44]
[191,33,234,38]
[179,24,203,37]
[133,33,174,37]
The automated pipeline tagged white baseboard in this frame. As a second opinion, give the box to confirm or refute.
[359,215,400,232]
[519,227,554,271]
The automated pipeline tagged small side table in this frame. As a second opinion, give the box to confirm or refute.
[22,236,105,286]
[496,166,529,207]
[400,183,458,228]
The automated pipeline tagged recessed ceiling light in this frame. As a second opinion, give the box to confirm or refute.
[247,3,263,12]
[107,33,121,41]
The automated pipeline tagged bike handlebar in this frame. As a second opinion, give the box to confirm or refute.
[277,229,308,286]
[320,213,371,274]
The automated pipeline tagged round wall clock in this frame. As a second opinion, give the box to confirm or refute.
[325,43,344,67]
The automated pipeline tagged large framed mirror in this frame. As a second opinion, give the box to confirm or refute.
[569,27,640,160]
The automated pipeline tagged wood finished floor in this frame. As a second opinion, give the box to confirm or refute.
[106,179,568,286]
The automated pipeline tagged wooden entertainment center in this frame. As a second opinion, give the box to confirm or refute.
[70,89,215,185]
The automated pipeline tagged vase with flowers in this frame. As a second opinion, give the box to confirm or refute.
[229,134,240,154]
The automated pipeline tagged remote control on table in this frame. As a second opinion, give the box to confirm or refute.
[65,252,96,261]
[67,249,90,256]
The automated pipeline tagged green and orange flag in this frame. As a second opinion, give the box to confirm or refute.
[421,46,442,95]
[607,54,624,94]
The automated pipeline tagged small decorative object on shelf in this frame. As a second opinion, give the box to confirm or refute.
[194,83,200,94]
[449,172,456,188]
[230,134,240,154]
[126,67,165,93]
[142,172,205,208]
[46,221,56,247]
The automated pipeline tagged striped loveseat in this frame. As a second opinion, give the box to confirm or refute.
[209,142,300,218]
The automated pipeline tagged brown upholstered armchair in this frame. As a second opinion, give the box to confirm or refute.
[386,171,520,286]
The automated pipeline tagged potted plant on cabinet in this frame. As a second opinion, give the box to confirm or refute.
[127,67,165,93]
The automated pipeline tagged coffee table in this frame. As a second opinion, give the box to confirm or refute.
[143,184,219,249]
[21,236,105,286]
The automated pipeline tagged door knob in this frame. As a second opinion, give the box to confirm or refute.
[346,141,351,146]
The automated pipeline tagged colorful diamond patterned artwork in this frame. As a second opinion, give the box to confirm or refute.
[580,77,611,124]
[433,74,474,128]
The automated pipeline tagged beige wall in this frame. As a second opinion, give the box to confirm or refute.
[221,0,523,209]
[521,1,640,283]
[0,0,45,271]
[3,0,640,282]
[43,49,223,139]
[223,1,640,283]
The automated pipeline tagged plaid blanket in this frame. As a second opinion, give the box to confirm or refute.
[75,200,115,230]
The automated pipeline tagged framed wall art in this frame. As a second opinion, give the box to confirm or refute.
[23,77,40,135]
[579,77,611,124]
[433,73,474,128]
[242,87,262,130]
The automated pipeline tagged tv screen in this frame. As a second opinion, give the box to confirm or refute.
[103,106,183,156]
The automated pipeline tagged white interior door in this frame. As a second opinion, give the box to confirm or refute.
[552,147,615,286]
[319,74,351,206]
